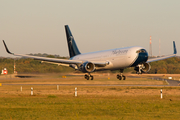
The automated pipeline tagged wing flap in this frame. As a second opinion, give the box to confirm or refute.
[89,61,109,67]
[41,61,70,67]
[3,40,83,64]
[3,40,108,66]
[13,53,83,64]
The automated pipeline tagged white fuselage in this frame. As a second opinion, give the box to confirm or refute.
[71,46,145,71]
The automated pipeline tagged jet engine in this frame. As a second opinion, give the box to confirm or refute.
[134,63,151,74]
[80,62,95,73]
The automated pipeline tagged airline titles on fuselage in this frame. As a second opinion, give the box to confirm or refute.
[112,49,128,55]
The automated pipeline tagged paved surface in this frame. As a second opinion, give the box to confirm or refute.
[2,80,180,87]
[166,79,180,86]
[1,76,180,87]
[2,83,169,86]
[149,77,180,86]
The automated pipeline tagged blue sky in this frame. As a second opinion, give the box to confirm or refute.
[1,0,180,57]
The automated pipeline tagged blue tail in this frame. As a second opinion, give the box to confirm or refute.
[65,25,81,58]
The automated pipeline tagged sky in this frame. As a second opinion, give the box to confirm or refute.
[1,0,180,57]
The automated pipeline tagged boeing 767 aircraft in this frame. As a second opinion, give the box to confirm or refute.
[3,25,177,80]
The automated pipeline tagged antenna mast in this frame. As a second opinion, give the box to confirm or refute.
[149,36,152,57]
[159,39,161,56]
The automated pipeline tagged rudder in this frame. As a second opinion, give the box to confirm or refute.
[65,25,81,58]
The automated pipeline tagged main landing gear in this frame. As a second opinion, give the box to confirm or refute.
[117,69,126,80]
[84,73,94,80]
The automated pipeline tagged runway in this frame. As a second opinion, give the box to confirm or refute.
[148,77,180,86]
[2,79,180,86]
[2,83,169,86]
[1,74,180,87]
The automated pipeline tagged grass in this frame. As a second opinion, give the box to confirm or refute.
[0,95,180,120]
[0,75,179,119]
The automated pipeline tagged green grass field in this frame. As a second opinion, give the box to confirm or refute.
[0,95,180,120]
[0,75,180,120]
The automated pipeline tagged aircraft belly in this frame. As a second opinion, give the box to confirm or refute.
[96,56,129,71]
[111,57,128,68]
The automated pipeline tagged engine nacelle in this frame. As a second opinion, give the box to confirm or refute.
[80,62,95,73]
[134,63,151,74]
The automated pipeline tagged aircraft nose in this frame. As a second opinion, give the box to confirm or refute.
[130,51,148,67]
[139,52,148,63]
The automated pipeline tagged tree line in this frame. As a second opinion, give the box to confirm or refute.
[148,57,180,74]
[0,54,180,74]
[0,54,73,74]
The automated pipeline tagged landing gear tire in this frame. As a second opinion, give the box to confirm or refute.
[84,74,93,80]
[85,74,89,80]
[117,74,122,80]
[122,75,126,80]
[117,69,126,80]
[117,74,119,79]
[90,76,93,80]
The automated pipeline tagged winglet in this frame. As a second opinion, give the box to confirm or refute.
[2,40,13,54]
[173,41,177,54]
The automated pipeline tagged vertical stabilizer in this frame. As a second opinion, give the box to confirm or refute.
[65,25,81,58]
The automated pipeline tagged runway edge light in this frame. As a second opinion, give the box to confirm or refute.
[0,83,2,86]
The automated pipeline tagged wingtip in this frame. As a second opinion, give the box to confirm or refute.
[173,41,177,54]
[2,40,13,54]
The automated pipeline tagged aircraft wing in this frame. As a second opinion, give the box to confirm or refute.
[2,40,108,66]
[147,41,177,63]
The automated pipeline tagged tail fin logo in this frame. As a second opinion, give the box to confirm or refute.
[68,36,74,45]
[65,25,81,58]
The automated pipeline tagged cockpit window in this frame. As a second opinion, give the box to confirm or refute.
[136,49,147,53]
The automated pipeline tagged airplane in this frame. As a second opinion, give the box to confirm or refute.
[3,25,177,80]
